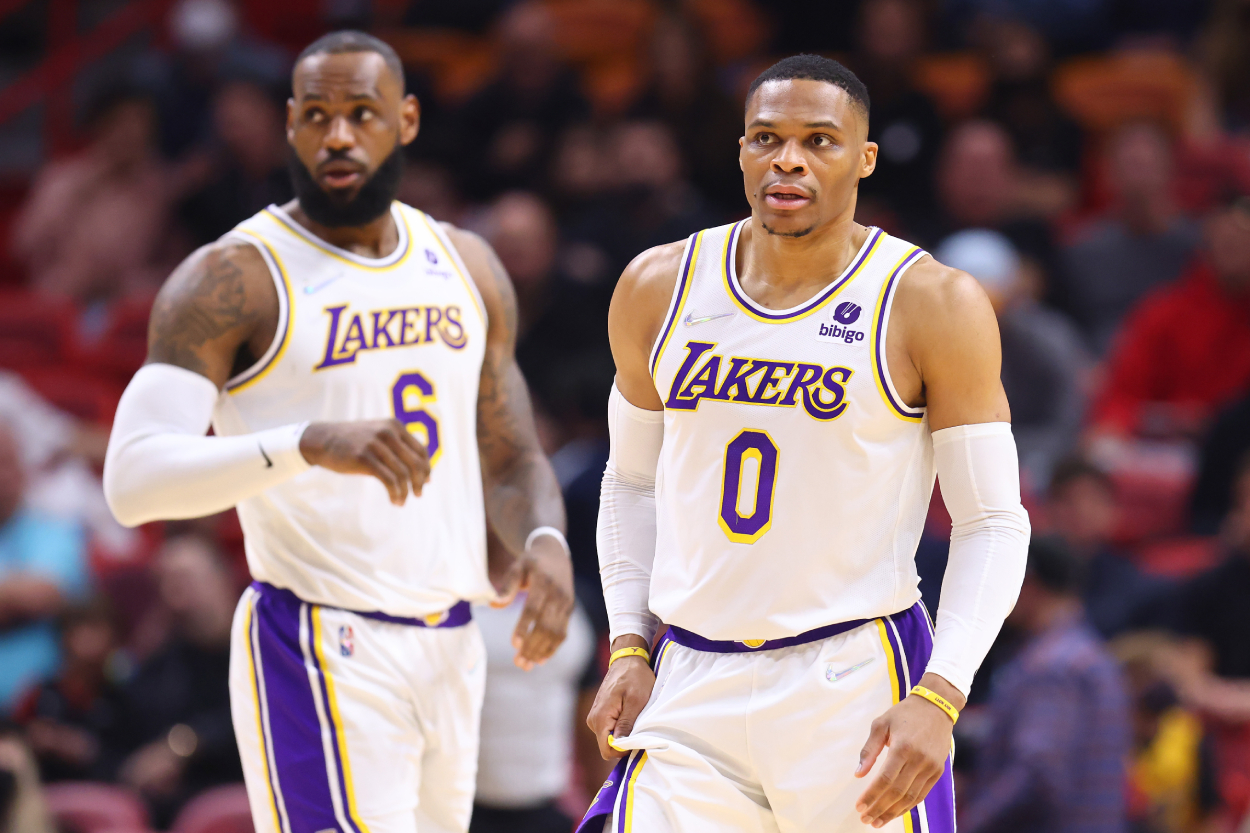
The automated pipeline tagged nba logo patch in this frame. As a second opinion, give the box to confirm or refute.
[425,248,439,265]
[338,625,354,657]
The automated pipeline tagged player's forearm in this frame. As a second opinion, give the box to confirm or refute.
[927,423,1030,698]
[598,384,665,644]
[481,449,566,554]
[104,364,309,527]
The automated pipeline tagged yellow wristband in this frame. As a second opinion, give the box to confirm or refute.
[910,685,959,725]
[609,646,651,667]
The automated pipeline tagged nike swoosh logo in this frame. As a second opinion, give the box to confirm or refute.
[258,443,273,468]
[684,312,734,326]
[303,274,344,295]
[826,657,874,682]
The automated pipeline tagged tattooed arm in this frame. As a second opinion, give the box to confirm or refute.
[104,241,430,527]
[446,225,573,669]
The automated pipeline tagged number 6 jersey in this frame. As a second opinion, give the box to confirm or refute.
[649,221,936,641]
[210,202,492,617]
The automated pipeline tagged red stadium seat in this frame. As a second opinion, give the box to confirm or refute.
[0,291,77,370]
[18,366,123,426]
[75,296,154,384]
[43,782,150,833]
[1137,535,1220,579]
[172,784,254,833]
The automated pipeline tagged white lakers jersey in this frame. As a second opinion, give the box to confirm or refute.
[211,202,492,617]
[649,221,935,641]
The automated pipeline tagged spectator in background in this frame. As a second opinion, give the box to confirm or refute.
[1090,194,1250,439]
[14,598,129,783]
[470,589,601,833]
[1200,0,1250,132]
[0,421,89,714]
[849,0,945,233]
[0,371,136,562]
[628,14,744,217]
[927,120,1061,292]
[1172,452,1250,717]
[1058,123,1201,355]
[118,535,240,827]
[11,85,188,303]
[178,78,293,245]
[0,724,56,833]
[1046,458,1172,639]
[1190,391,1250,534]
[935,229,1087,488]
[1114,633,1220,833]
[452,2,590,200]
[975,16,1082,214]
[961,537,1130,833]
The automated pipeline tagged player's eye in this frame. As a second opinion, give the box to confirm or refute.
[812,134,833,147]
[756,133,775,145]
[305,108,327,124]
[354,107,375,123]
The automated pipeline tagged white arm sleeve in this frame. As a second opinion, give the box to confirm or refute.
[925,422,1031,698]
[597,383,665,645]
[103,363,310,528]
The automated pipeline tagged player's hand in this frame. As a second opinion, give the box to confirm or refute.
[300,419,430,506]
[855,672,961,828]
[500,534,574,670]
[587,635,655,759]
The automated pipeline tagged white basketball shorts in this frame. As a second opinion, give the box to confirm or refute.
[229,582,486,833]
[578,602,955,833]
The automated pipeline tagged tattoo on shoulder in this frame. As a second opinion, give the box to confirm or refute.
[147,242,264,376]
[481,245,519,348]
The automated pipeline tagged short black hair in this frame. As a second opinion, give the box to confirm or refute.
[746,54,870,118]
[1025,536,1084,595]
[295,30,405,92]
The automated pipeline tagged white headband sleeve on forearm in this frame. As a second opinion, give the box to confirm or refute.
[597,383,665,645]
[925,422,1031,698]
[103,363,311,528]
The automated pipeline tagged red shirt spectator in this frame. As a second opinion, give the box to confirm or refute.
[1091,200,1250,436]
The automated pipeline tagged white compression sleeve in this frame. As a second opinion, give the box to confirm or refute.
[104,363,310,527]
[926,422,1031,698]
[597,383,665,645]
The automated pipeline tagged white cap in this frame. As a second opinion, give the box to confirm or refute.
[934,229,1020,295]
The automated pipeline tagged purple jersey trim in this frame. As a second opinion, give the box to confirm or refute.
[252,582,471,628]
[724,223,883,322]
[648,231,701,377]
[872,248,927,419]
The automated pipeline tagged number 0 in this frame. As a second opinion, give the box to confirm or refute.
[718,429,778,544]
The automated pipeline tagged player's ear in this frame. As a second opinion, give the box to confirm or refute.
[860,141,878,179]
[286,98,297,144]
[739,136,745,170]
[399,94,420,146]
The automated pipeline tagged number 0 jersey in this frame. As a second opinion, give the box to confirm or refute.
[649,221,935,641]
[210,202,492,617]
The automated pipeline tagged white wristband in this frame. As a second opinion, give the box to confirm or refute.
[525,526,570,556]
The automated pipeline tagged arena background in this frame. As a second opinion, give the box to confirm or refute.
[1,0,1250,831]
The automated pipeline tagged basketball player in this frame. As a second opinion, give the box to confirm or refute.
[582,55,1031,832]
[103,32,574,833]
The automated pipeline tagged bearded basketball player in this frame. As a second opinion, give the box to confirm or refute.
[104,31,574,833]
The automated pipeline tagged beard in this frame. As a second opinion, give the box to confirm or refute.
[288,145,405,228]
[761,221,817,238]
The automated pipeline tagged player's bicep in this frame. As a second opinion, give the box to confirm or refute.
[146,241,273,389]
[909,265,1010,432]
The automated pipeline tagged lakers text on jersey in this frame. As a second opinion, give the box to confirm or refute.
[648,221,935,641]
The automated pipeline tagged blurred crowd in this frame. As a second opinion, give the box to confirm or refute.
[3,0,1250,831]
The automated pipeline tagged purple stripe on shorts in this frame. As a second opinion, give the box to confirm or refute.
[668,616,872,653]
[576,753,636,833]
[615,751,646,833]
[304,605,367,833]
[251,583,342,833]
[887,602,956,833]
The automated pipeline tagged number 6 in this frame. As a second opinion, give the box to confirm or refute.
[392,371,441,466]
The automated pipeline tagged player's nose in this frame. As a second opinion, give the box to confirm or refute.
[323,114,357,150]
[771,138,807,174]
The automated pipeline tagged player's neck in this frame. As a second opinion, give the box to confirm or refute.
[283,200,402,260]
[736,213,869,308]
